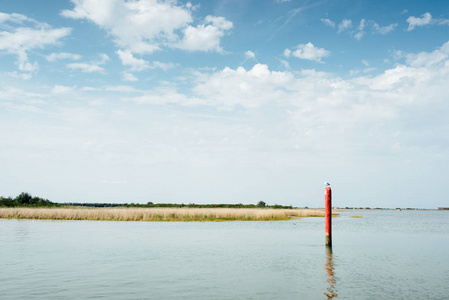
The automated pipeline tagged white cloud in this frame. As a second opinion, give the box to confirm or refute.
[354,19,366,40]
[4,40,449,207]
[245,50,256,59]
[61,0,231,54]
[46,52,82,62]
[67,62,105,73]
[0,13,71,77]
[65,53,109,73]
[405,12,449,30]
[372,22,398,34]
[52,85,76,94]
[332,18,396,39]
[104,85,139,92]
[363,67,376,73]
[284,42,330,63]
[405,41,449,67]
[338,19,352,33]
[407,12,432,31]
[123,72,138,82]
[152,61,176,71]
[0,12,30,24]
[120,40,449,131]
[61,0,192,53]
[279,59,290,69]
[321,18,335,28]
[349,69,361,76]
[176,16,233,52]
[98,53,110,64]
[116,50,175,75]
[116,50,149,71]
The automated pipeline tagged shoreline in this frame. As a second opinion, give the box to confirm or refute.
[0,207,325,222]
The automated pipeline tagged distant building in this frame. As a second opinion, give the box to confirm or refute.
[438,207,449,210]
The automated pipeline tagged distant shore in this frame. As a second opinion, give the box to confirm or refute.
[0,207,325,222]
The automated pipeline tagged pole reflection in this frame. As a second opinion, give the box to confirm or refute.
[324,246,338,299]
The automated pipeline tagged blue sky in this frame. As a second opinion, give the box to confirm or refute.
[1,0,449,208]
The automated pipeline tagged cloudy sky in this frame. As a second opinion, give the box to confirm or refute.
[1,0,448,208]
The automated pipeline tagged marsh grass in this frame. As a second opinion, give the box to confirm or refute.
[0,207,324,222]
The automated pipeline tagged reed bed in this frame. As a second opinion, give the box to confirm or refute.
[0,207,324,222]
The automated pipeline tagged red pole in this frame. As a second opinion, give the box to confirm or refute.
[325,186,332,246]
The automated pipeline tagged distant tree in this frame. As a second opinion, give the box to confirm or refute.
[15,192,34,205]
[257,201,266,208]
[0,196,15,207]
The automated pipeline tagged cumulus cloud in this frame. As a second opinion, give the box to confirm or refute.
[284,42,330,63]
[0,12,71,77]
[119,40,449,138]
[4,39,449,207]
[109,42,449,190]
[61,0,191,53]
[176,15,233,52]
[406,12,432,31]
[62,0,232,54]
[107,53,449,183]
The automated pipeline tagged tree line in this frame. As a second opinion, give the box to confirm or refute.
[0,192,58,207]
[1,193,293,209]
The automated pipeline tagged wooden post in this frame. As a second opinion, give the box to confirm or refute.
[325,186,332,246]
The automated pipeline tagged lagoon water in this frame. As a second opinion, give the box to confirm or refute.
[1,210,448,299]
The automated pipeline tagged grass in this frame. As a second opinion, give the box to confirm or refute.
[0,207,325,222]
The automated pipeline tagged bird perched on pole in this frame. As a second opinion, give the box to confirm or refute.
[324,181,331,187]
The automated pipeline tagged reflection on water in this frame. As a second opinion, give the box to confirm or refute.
[324,246,338,299]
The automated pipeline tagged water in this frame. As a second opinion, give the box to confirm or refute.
[1,210,448,299]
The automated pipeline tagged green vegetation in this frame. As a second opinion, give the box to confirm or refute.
[0,193,59,207]
[1,192,294,209]
[0,193,324,222]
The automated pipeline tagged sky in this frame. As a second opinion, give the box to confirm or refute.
[1,0,449,208]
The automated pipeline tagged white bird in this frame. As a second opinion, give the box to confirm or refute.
[324,181,331,186]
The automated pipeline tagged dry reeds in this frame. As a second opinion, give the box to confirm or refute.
[0,207,324,222]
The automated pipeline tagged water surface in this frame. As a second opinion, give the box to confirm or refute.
[1,210,448,299]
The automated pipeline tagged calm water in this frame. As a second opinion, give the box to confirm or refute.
[1,210,448,299]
